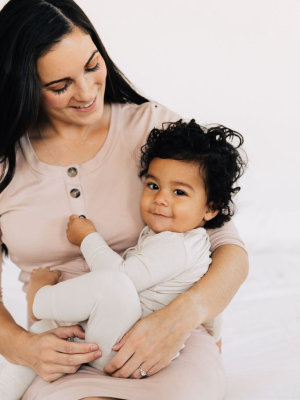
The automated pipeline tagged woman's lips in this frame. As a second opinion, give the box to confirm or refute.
[71,96,97,113]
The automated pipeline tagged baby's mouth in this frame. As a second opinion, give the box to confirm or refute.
[152,212,171,218]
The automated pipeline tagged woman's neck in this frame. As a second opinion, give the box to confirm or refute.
[31,103,111,141]
[28,103,111,166]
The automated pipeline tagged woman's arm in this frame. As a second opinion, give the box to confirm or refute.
[186,244,248,325]
[103,244,248,379]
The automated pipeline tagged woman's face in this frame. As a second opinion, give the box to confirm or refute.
[37,27,107,127]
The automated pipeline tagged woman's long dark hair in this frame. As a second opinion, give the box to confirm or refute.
[0,0,148,256]
[0,0,148,195]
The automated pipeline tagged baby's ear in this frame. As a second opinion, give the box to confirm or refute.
[204,203,219,222]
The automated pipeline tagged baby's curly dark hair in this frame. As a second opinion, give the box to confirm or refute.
[139,119,247,229]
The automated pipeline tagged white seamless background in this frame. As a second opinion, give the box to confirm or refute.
[1,1,299,399]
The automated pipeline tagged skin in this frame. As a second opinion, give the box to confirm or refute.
[0,24,249,399]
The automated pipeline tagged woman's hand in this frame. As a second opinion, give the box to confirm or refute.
[19,325,102,382]
[103,295,195,379]
[67,215,97,247]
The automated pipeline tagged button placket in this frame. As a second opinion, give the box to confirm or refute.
[63,166,87,217]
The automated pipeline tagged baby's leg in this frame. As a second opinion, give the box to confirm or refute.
[33,269,142,371]
[27,267,61,321]
[0,320,58,400]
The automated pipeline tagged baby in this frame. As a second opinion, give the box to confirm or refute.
[0,119,246,400]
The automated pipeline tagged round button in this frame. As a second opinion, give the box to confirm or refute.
[70,189,80,198]
[79,215,86,219]
[68,167,78,177]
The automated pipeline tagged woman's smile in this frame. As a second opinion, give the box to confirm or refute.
[71,95,97,113]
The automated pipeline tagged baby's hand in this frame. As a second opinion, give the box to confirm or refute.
[67,215,97,247]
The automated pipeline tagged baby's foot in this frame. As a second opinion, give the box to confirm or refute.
[27,267,61,321]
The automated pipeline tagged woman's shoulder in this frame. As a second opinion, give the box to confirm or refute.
[116,101,181,131]
[115,101,181,151]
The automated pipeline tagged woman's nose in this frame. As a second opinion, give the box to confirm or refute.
[74,76,95,103]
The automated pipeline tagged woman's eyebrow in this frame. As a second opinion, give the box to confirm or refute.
[43,50,99,87]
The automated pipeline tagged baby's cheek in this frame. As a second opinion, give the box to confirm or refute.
[176,206,198,229]
[177,205,191,219]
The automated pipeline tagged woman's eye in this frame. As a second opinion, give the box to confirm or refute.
[52,63,100,95]
[147,183,159,190]
[52,81,71,95]
[85,62,100,73]
[174,189,186,196]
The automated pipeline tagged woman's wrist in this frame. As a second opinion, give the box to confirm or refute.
[7,329,33,367]
[166,290,204,332]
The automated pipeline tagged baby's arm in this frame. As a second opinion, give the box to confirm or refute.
[67,216,189,293]
[83,232,188,292]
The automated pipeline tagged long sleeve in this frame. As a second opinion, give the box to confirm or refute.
[81,231,189,293]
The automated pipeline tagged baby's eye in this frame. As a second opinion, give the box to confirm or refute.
[174,189,186,196]
[147,183,159,190]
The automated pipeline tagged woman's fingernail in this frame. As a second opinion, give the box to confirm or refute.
[94,351,102,358]
[91,345,98,351]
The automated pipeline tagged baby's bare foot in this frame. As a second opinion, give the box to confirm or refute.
[27,267,61,321]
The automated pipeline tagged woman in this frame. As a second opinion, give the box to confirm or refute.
[0,0,248,399]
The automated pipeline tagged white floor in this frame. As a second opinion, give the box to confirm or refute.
[222,252,300,400]
[1,250,299,399]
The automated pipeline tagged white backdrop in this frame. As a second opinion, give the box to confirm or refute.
[78,0,300,253]
[1,0,300,399]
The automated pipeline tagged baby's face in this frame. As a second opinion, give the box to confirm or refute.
[140,158,217,233]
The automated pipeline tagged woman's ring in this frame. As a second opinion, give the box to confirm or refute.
[139,366,147,377]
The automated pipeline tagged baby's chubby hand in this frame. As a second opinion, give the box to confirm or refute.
[67,215,97,247]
